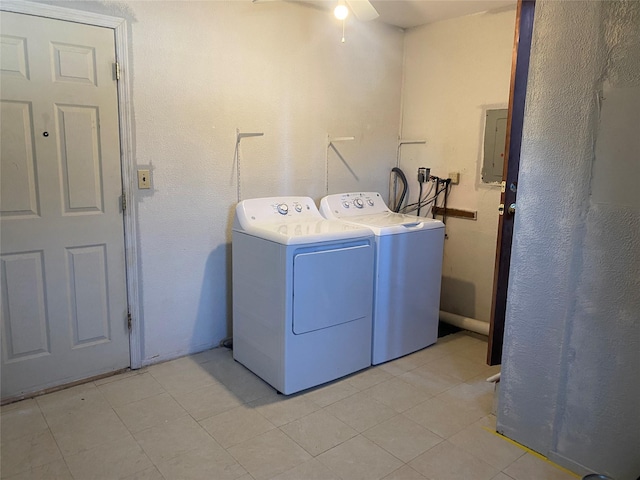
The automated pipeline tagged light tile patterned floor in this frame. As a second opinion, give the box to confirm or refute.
[0,332,579,480]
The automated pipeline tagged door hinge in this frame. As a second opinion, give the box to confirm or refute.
[121,192,126,212]
[127,310,132,331]
[114,62,121,81]
[500,181,506,193]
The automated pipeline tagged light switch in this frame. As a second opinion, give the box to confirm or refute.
[138,169,151,189]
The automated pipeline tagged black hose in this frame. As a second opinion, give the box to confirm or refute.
[391,167,408,213]
[432,181,440,219]
[417,182,424,216]
[442,180,450,224]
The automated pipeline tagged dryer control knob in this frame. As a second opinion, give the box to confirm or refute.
[367,199,374,206]
[342,201,350,208]
[277,203,289,215]
[294,203,302,212]
[354,198,364,208]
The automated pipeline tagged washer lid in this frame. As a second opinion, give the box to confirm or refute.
[320,192,444,236]
[233,196,373,245]
[339,213,444,235]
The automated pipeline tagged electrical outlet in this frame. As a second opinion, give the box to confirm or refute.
[138,169,151,189]
[449,172,460,185]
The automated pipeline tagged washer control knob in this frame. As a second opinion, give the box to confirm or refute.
[342,201,350,208]
[277,203,289,215]
[367,199,374,206]
[294,203,302,212]
[354,198,364,208]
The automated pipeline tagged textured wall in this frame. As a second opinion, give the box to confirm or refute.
[37,0,404,363]
[498,1,640,478]
[401,8,516,321]
[131,1,403,363]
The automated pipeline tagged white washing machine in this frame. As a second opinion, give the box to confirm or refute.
[320,192,445,365]
[232,196,375,395]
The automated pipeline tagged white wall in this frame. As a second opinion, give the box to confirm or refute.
[133,1,403,363]
[498,1,640,478]
[400,8,515,321]
[38,0,404,364]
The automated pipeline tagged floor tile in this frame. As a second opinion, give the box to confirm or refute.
[0,430,62,478]
[404,396,484,439]
[491,473,515,480]
[172,382,244,421]
[146,355,201,377]
[191,346,233,364]
[250,391,320,427]
[364,377,428,413]
[317,435,403,480]
[324,391,397,432]
[204,360,275,403]
[156,444,246,480]
[149,362,219,395]
[64,434,153,480]
[450,335,491,362]
[409,440,498,480]
[199,404,275,448]
[502,453,579,480]
[402,342,451,366]
[303,379,360,407]
[114,392,188,433]
[48,408,130,456]
[347,367,394,391]
[378,346,445,375]
[0,458,72,480]
[0,399,48,442]
[134,414,220,464]
[97,372,165,407]
[426,353,491,382]
[363,414,443,462]
[120,466,165,480]
[201,357,254,385]
[280,409,358,456]
[36,383,111,426]
[382,465,429,480]
[227,429,311,480]
[94,368,147,386]
[448,419,525,470]
[399,366,460,397]
[270,458,341,480]
[436,380,494,418]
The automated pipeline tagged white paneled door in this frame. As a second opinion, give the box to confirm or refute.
[0,12,129,399]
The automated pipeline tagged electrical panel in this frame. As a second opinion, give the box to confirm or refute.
[482,109,508,183]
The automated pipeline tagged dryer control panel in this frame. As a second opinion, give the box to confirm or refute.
[321,192,390,217]
[237,196,320,225]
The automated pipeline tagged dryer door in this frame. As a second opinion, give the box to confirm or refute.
[292,242,373,335]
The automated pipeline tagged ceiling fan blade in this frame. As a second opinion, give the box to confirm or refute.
[345,0,379,22]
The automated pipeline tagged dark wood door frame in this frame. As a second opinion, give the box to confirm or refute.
[487,0,536,366]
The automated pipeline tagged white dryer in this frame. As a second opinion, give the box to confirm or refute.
[232,196,375,395]
[320,192,445,365]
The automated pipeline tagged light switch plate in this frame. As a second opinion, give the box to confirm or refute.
[138,169,151,189]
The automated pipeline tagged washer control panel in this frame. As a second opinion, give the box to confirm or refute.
[321,192,390,217]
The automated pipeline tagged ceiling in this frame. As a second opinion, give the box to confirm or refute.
[296,0,517,29]
[369,0,516,29]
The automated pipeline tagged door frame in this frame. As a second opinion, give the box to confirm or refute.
[487,0,536,365]
[1,0,142,369]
